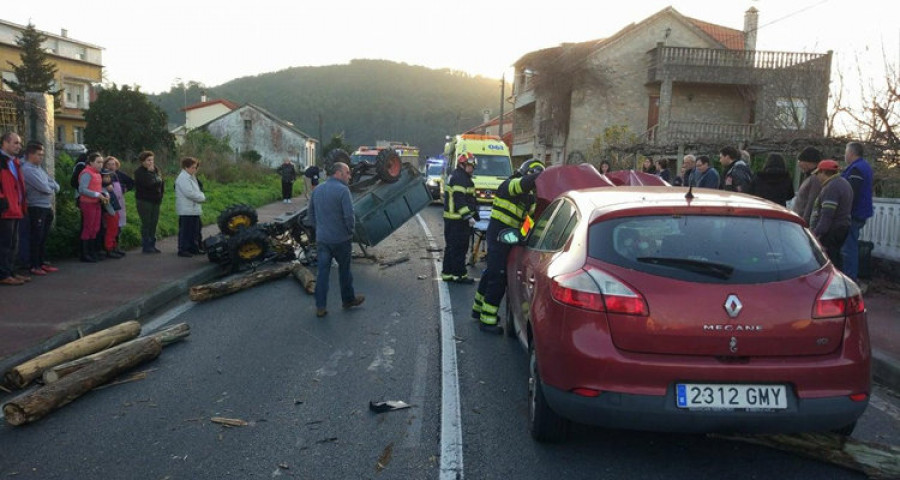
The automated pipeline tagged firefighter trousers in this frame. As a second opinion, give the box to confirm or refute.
[442,219,471,280]
[472,238,511,325]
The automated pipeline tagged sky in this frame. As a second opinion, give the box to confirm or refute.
[4,0,899,98]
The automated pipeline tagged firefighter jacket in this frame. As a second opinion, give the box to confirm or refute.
[489,172,540,229]
[443,166,477,221]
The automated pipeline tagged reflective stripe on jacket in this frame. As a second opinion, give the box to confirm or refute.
[443,167,476,220]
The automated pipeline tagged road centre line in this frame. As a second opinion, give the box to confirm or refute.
[416,214,465,480]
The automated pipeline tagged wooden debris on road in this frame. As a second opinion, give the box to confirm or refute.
[711,432,900,479]
[2,337,162,426]
[190,263,295,302]
[211,417,249,427]
[291,264,316,294]
[43,323,190,384]
[4,320,142,389]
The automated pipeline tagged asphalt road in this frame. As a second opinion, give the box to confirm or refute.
[1,203,898,479]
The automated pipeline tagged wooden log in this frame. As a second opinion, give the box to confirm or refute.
[2,337,162,426]
[4,320,142,389]
[189,263,295,302]
[42,323,190,384]
[291,264,316,294]
[711,433,900,479]
[379,255,409,268]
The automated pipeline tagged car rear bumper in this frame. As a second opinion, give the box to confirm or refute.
[542,382,868,434]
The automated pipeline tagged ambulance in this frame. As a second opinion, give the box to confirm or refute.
[442,134,513,205]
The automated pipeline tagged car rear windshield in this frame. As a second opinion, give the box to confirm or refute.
[426,164,443,176]
[587,215,827,284]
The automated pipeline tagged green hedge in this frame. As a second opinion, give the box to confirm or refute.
[47,154,292,259]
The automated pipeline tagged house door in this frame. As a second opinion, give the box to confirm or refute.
[647,95,660,140]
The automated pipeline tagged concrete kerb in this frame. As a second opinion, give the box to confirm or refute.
[0,263,225,388]
[872,350,900,395]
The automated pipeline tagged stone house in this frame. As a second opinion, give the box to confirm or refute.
[510,7,832,166]
[198,103,318,169]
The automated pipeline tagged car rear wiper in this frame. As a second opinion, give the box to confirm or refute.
[636,257,735,279]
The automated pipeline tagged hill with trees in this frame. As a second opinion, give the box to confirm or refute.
[150,59,504,156]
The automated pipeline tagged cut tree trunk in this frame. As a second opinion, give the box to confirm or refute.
[43,323,190,384]
[190,263,295,302]
[2,336,162,426]
[712,433,900,479]
[4,320,142,389]
[292,264,316,294]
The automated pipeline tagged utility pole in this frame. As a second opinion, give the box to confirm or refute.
[317,113,323,164]
[498,74,505,140]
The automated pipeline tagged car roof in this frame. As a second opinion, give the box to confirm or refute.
[564,187,804,225]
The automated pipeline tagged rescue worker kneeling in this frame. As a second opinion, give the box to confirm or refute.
[472,159,545,334]
[441,152,478,284]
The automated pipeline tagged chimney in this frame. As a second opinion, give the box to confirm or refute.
[743,7,758,51]
[201,90,207,103]
[61,28,68,38]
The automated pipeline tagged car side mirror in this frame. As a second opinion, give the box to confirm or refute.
[498,228,524,245]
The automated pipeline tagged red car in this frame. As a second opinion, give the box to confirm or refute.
[504,166,870,442]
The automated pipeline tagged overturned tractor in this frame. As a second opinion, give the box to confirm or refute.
[204,148,431,271]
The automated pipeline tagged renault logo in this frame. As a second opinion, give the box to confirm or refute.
[724,294,742,318]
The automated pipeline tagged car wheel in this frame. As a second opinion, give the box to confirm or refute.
[217,204,258,236]
[228,227,269,264]
[504,299,516,338]
[375,148,402,183]
[529,342,568,442]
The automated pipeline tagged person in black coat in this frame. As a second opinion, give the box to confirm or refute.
[748,153,795,206]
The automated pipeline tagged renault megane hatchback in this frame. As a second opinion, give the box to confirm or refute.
[504,184,870,442]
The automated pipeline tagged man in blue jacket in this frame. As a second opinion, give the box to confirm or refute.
[308,150,365,318]
[693,155,720,189]
[839,141,874,281]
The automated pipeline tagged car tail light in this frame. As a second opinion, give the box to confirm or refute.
[550,267,648,316]
[813,271,865,318]
[849,393,868,402]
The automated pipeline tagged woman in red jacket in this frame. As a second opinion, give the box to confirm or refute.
[76,152,109,262]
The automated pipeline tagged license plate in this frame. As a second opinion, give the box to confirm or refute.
[676,384,787,410]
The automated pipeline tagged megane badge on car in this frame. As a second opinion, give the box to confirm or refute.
[724,295,743,318]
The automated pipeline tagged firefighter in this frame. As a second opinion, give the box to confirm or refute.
[441,152,478,283]
[472,158,545,334]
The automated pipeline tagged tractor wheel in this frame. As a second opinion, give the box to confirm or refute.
[228,227,269,264]
[375,148,402,183]
[217,204,258,236]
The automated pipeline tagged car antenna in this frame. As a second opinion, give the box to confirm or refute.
[685,184,694,201]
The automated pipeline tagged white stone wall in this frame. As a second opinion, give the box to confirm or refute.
[206,106,314,169]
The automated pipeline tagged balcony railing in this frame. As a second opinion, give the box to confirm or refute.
[647,46,830,85]
[663,121,757,144]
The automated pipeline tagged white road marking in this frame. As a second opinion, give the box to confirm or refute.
[416,214,464,480]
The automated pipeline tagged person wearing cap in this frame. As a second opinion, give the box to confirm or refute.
[792,146,823,224]
[809,160,853,269]
[839,141,874,281]
[441,152,478,283]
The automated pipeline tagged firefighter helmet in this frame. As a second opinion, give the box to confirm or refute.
[457,152,477,168]
[518,159,545,177]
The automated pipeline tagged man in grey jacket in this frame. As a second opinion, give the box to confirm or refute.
[21,141,59,275]
[307,151,365,318]
[809,160,853,269]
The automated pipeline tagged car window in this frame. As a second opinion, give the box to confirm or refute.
[588,215,826,284]
[537,200,577,251]
[526,199,560,249]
